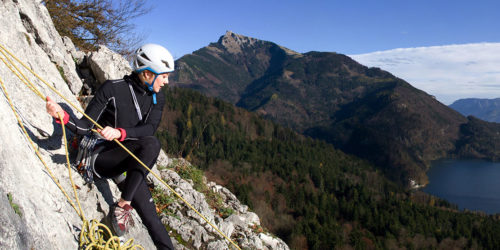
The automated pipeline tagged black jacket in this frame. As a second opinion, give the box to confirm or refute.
[64,73,164,139]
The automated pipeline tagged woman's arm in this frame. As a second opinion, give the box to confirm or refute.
[45,81,115,136]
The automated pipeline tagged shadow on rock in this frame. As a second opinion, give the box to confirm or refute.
[26,102,81,164]
[94,178,115,207]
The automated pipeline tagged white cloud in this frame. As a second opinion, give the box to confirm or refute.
[350,43,500,105]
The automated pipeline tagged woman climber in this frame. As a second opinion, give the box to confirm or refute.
[46,43,175,250]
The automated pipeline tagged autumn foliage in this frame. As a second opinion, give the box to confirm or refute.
[44,0,150,57]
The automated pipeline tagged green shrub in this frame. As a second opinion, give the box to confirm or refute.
[7,193,22,217]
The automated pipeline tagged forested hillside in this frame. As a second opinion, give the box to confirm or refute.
[171,31,500,187]
[156,87,500,249]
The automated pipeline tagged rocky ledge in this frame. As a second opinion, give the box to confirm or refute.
[0,0,289,249]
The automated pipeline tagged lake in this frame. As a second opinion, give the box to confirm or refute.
[423,159,500,214]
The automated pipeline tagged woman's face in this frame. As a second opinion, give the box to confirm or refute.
[142,71,169,93]
[152,73,169,93]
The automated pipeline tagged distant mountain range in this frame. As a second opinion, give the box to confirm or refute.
[171,31,500,185]
[350,43,500,105]
[450,98,500,123]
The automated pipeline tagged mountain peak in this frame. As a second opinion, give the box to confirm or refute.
[217,31,259,54]
[217,31,301,56]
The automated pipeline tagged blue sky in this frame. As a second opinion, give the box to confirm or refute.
[134,0,500,59]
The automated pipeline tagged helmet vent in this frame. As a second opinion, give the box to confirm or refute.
[162,60,170,69]
[141,53,151,61]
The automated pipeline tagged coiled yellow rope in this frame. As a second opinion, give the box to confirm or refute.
[0,43,240,249]
[0,59,143,249]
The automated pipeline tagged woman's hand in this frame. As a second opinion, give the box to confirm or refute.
[46,96,65,119]
[98,126,122,141]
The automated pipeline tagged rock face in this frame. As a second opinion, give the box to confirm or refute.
[150,156,289,250]
[0,0,83,95]
[0,1,155,248]
[0,187,46,249]
[219,30,259,54]
[0,1,288,249]
[89,45,133,85]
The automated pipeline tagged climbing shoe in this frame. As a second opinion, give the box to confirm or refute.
[109,203,135,236]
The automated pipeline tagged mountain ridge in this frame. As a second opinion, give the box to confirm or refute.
[450,98,500,123]
[172,31,297,104]
[170,31,500,185]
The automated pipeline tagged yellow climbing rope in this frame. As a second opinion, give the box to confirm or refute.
[0,58,143,249]
[0,43,241,250]
[60,113,144,250]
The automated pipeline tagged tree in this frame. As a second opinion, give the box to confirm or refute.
[44,0,151,58]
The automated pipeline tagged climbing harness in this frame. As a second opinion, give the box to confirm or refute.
[74,132,104,184]
[0,43,241,249]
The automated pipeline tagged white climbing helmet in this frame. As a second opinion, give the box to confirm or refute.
[132,43,175,74]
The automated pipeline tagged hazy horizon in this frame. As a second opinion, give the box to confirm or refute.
[350,42,500,105]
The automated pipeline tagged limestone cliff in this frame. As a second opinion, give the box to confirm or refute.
[0,1,288,249]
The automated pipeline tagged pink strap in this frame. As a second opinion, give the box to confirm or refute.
[54,111,69,125]
[117,128,127,141]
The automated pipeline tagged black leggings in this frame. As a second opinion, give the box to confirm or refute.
[94,136,174,250]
